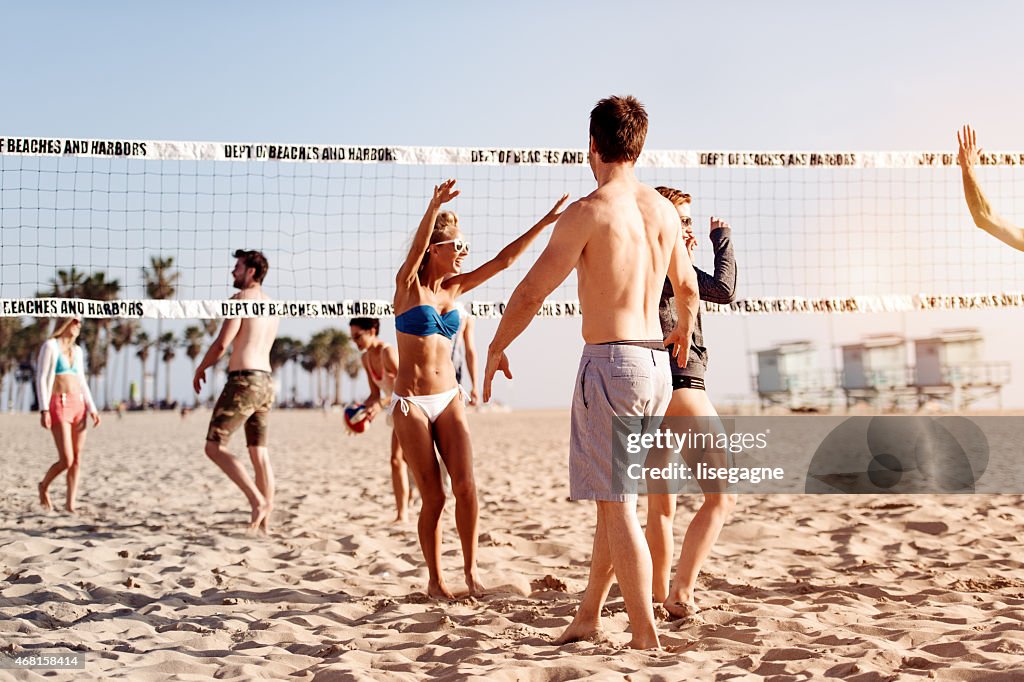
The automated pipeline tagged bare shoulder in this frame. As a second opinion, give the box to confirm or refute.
[558,193,600,227]
[638,183,675,209]
[639,184,678,224]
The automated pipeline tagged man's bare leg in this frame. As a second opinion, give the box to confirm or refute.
[600,500,660,649]
[248,445,275,533]
[555,506,615,645]
[205,440,268,530]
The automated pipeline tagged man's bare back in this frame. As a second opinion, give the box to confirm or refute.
[573,178,688,344]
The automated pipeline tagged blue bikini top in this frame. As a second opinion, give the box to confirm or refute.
[395,305,461,340]
[55,344,77,375]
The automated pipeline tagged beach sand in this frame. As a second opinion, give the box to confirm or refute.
[2,409,1023,680]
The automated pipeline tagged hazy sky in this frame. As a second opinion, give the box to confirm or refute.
[3,1,1024,409]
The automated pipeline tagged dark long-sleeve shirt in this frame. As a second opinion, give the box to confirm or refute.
[659,226,737,381]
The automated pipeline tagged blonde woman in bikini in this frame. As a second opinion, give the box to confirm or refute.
[36,317,101,512]
[393,179,566,598]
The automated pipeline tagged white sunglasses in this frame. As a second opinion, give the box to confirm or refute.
[433,238,470,254]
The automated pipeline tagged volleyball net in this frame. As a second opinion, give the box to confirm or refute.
[3,135,1024,319]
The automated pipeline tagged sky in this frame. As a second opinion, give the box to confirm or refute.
[3,1,1024,410]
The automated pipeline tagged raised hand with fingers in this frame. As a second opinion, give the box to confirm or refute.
[957,125,981,169]
[433,178,460,206]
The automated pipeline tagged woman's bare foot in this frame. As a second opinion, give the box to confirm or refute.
[663,599,699,620]
[554,617,606,645]
[65,502,76,514]
[465,572,486,597]
[38,482,52,511]
[391,513,407,525]
[427,579,455,600]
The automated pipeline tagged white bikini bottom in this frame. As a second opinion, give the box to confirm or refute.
[388,385,469,423]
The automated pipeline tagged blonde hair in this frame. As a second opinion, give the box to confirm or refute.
[419,211,460,272]
[50,317,80,339]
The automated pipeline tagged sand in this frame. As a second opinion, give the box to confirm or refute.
[2,409,1023,680]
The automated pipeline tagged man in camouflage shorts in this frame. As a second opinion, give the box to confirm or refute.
[193,250,280,533]
[207,371,275,446]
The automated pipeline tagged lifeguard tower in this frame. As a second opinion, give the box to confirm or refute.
[839,334,911,410]
[754,341,834,411]
[912,328,1010,410]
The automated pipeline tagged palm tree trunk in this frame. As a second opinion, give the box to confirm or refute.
[165,357,173,405]
[122,346,130,406]
[153,320,162,407]
[140,357,147,408]
[292,361,299,407]
[104,330,112,409]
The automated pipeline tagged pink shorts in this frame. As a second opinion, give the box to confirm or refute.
[50,393,86,425]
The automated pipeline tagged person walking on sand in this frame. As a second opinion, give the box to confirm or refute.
[193,249,279,533]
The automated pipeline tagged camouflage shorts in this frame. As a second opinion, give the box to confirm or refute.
[206,370,275,447]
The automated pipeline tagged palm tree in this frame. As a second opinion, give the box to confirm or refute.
[202,318,220,402]
[134,330,151,408]
[110,320,138,406]
[39,267,87,298]
[304,331,333,406]
[183,326,205,407]
[80,272,120,408]
[12,319,49,411]
[159,331,177,406]
[271,336,303,407]
[142,256,179,408]
[0,317,23,411]
[78,321,104,399]
[343,354,363,405]
[324,328,355,405]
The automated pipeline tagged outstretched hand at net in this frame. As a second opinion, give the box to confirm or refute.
[957,124,1024,252]
[958,125,981,168]
[433,178,460,205]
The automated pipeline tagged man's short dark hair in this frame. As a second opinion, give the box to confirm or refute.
[233,249,269,284]
[589,95,648,164]
[350,317,380,334]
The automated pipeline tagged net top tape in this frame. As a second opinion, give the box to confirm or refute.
[3,136,1022,168]
[6,294,1024,319]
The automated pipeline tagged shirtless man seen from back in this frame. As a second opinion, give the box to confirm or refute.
[484,95,699,649]
[193,249,280,533]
